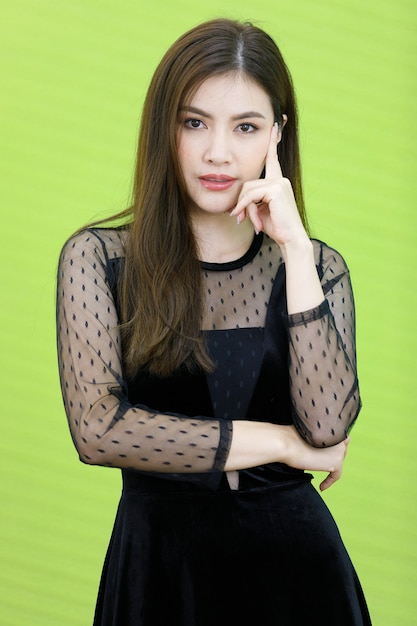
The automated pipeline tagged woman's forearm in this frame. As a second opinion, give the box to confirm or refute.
[225,420,349,489]
[280,237,325,314]
[224,421,290,471]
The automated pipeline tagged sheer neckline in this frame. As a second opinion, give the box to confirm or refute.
[200,233,264,272]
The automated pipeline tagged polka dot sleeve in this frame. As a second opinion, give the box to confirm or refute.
[56,230,232,483]
[286,240,361,447]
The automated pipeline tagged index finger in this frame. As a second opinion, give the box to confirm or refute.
[264,122,283,180]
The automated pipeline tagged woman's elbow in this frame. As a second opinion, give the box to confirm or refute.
[72,428,110,466]
[293,414,348,448]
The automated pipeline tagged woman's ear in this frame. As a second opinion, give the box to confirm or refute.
[276,114,288,143]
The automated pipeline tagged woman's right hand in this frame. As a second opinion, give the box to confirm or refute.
[282,425,350,491]
[225,421,349,490]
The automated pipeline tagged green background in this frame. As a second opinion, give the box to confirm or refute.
[1,0,416,624]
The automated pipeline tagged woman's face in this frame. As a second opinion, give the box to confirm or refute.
[176,72,276,218]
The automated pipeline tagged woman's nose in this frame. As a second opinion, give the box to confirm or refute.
[204,130,232,164]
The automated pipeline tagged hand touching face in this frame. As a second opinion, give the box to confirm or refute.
[231,122,307,246]
[176,71,306,247]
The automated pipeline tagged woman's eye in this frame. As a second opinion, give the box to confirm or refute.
[237,123,256,133]
[185,119,204,129]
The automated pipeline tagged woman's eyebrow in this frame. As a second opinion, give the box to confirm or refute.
[178,105,266,121]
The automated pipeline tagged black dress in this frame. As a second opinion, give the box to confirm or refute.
[56,228,371,625]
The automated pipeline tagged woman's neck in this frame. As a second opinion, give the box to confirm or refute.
[191,212,255,264]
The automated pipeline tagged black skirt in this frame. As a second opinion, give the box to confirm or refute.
[93,470,371,625]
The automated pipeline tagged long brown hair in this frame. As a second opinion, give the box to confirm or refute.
[112,18,307,377]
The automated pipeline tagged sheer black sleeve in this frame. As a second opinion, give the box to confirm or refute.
[286,240,361,446]
[56,230,232,486]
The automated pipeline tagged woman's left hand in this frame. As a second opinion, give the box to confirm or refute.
[230,123,307,246]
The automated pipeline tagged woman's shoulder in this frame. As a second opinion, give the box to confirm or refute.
[311,238,350,274]
[59,227,128,265]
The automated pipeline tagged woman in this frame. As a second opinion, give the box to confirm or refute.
[57,18,371,625]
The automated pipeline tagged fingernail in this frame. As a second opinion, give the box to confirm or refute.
[236,216,240,225]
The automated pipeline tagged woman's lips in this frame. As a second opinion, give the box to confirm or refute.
[199,174,236,191]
